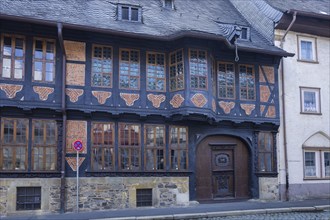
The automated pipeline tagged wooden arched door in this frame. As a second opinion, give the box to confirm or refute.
[196,135,250,201]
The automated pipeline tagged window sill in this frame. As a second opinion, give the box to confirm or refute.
[255,172,278,177]
[300,112,322,115]
[85,170,192,177]
[303,177,330,180]
[297,59,319,64]
[0,171,61,178]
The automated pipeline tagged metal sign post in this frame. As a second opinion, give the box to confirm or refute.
[76,150,79,213]
[73,140,83,213]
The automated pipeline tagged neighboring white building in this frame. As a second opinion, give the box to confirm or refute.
[230,0,330,200]
[272,2,330,200]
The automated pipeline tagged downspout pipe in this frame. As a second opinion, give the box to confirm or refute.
[279,11,297,201]
[57,22,67,213]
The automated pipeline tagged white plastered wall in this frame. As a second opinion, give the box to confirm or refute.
[276,29,330,199]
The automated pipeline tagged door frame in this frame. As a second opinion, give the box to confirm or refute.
[195,135,253,201]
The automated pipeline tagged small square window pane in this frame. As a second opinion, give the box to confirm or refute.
[14,60,23,79]
[131,8,139,21]
[34,62,43,81]
[46,42,55,60]
[45,63,54,82]
[35,40,43,59]
[15,38,24,57]
[122,7,129,20]
[324,152,330,177]
[303,91,316,112]
[301,41,313,60]
[3,37,12,56]
[2,58,11,78]
[305,152,316,177]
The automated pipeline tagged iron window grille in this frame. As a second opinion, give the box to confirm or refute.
[136,188,152,207]
[16,187,41,210]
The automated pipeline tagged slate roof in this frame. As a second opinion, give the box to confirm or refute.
[0,0,291,56]
[230,0,283,44]
[264,0,330,16]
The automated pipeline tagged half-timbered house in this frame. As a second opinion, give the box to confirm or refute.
[0,0,292,215]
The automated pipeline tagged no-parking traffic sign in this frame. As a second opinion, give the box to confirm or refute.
[73,140,84,152]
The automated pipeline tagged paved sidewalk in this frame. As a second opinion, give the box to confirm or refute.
[2,199,330,220]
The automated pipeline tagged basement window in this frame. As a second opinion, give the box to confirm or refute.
[118,5,141,22]
[16,187,41,210]
[136,189,152,207]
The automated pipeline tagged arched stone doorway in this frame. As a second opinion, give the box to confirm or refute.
[196,135,250,201]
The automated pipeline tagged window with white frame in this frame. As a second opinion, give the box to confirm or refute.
[304,149,330,179]
[298,35,317,62]
[300,87,321,114]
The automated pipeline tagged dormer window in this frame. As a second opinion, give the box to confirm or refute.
[240,27,249,40]
[163,0,174,9]
[118,5,141,22]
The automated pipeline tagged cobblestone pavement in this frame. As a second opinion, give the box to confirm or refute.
[201,210,330,220]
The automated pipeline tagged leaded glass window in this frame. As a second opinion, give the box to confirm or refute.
[0,118,28,171]
[92,45,113,87]
[190,49,207,89]
[32,120,57,171]
[218,62,235,99]
[91,122,114,171]
[119,49,140,89]
[0,35,25,80]
[33,38,55,83]
[147,52,165,91]
[169,126,188,170]
[258,132,274,172]
[119,123,140,170]
[145,125,165,171]
[169,49,184,91]
[239,64,255,100]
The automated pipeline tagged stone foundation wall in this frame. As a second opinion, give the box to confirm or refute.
[0,176,189,216]
[258,177,279,200]
[279,182,330,200]
[0,178,61,217]
[65,177,189,212]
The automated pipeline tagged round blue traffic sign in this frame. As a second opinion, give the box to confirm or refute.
[73,140,83,152]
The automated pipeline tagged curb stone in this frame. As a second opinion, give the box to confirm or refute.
[90,205,330,220]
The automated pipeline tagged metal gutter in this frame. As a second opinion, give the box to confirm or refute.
[279,11,297,201]
[57,22,67,213]
[0,14,293,57]
[287,9,330,20]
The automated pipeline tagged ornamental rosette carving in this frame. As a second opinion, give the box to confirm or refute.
[240,104,255,116]
[66,88,84,103]
[0,83,23,99]
[147,94,166,108]
[33,86,54,101]
[120,93,139,106]
[191,93,207,108]
[219,101,235,114]
[92,91,112,104]
[170,94,184,108]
